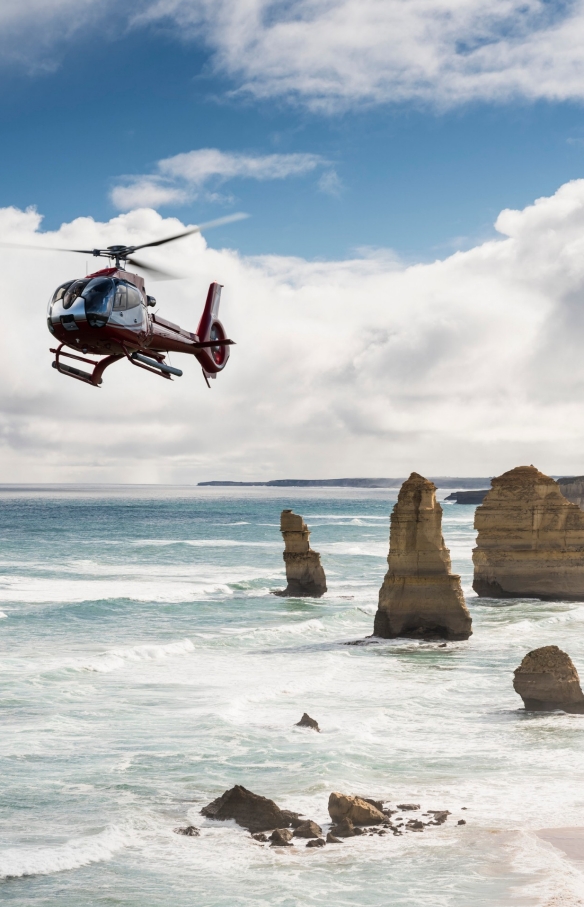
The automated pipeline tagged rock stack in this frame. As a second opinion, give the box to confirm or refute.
[473,466,584,600]
[513,646,584,713]
[373,473,472,640]
[274,510,327,597]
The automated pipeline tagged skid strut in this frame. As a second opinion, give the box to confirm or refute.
[51,346,124,387]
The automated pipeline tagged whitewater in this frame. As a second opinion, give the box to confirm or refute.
[1,485,583,906]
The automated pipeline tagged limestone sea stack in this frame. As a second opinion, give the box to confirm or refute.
[274,510,327,597]
[373,473,472,640]
[513,646,584,713]
[473,466,584,600]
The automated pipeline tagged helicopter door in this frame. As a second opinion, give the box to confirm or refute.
[112,282,144,328]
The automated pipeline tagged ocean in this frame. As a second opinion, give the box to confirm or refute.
[1,485,583,906]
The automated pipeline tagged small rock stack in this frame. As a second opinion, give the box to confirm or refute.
[274,509,327,597]
[373,473,472,640]
[513,645,584,713]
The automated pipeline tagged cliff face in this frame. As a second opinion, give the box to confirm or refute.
[513,646,584,712]
[274,510,327,597]
[473,466,584,600]
[557,476,584,510]
[373,473,472,640]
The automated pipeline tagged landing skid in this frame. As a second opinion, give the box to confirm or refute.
[50,344,182,386]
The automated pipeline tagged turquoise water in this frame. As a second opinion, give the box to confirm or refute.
[1,486,583,906]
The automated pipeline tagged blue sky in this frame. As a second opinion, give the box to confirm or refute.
[3,2,584,262]
[4,1,584,482]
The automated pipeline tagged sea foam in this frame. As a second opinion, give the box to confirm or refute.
[0,825,131,879]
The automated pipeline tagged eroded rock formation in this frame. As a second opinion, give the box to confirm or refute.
[274,510,327,597]
[373,473,472,640]
[473,466,584,600]
[513,645,584,712]
[328,792,385,826]
[201,785,291,833]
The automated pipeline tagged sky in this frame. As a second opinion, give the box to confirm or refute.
[2,0,584,482]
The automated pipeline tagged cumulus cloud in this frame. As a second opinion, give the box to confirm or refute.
[135,0,584,110]
[111,148,333,210]
[2,180,584,482]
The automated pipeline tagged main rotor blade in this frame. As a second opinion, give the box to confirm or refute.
[131,213,248,252]
[0,241,98,254]
[125,256,181,281]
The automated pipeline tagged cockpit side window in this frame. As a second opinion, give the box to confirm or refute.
[114,282,142,311]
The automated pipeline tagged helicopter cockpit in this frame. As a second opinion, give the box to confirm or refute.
[48,276,145,331]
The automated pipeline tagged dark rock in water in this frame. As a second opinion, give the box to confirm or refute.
[457,819,466,825]
[428,810,450,825]
[397,803,420,811]
[445,490,489,505]
[269,828,293,846]
[329,817,356,838]
[513,646,584,713]
[353,827,365,836]
[306,838,326,847]
[201,785,290,833]
[174,825,200,836]
[295,713,320,732]
[326,832,343,843]
[294,820,322,838]
[439,642,447,647]
[280,810,304,828]
[407,820,424,830]
[362,798,384,812]
[383,808,397,817]
[345,637,379,646]
[252,833,268,842]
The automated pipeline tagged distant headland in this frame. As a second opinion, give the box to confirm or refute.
[198,477,492,489]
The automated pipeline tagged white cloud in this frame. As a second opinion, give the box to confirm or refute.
[0,0,113,70]
[2,180,584,481]
[136,0,584,110]
[9,1,584,109]
[111,148,333,210]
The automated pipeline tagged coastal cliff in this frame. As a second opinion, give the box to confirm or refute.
[473,465,584,600]
[373,473,472,640]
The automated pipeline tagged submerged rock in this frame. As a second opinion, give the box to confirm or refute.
[306,837,326,847]
[373,473,472,640]
[329,817,356,838]
[473,466,584,600]
[328,792,385,826]
[174,825,200,836]
[201,785,291,833]
[326,832,343,843]
[513,645,584,712]
[295,712,320,732]
[397,803,420,811]
[269,828,293,846]
[273,510,327,597]
[294,820,322,838]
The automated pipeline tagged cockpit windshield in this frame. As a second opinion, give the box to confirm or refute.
[82,277,116,328]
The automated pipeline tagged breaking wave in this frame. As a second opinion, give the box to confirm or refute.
[77,638,195,673]
[0,825,131,879]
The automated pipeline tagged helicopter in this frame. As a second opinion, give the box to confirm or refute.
[1,214,245,387]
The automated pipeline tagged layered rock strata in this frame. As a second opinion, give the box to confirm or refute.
[373,473,472,640]
[274,509,327,597]
[473,466,584,600]
[513,646,584,712]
